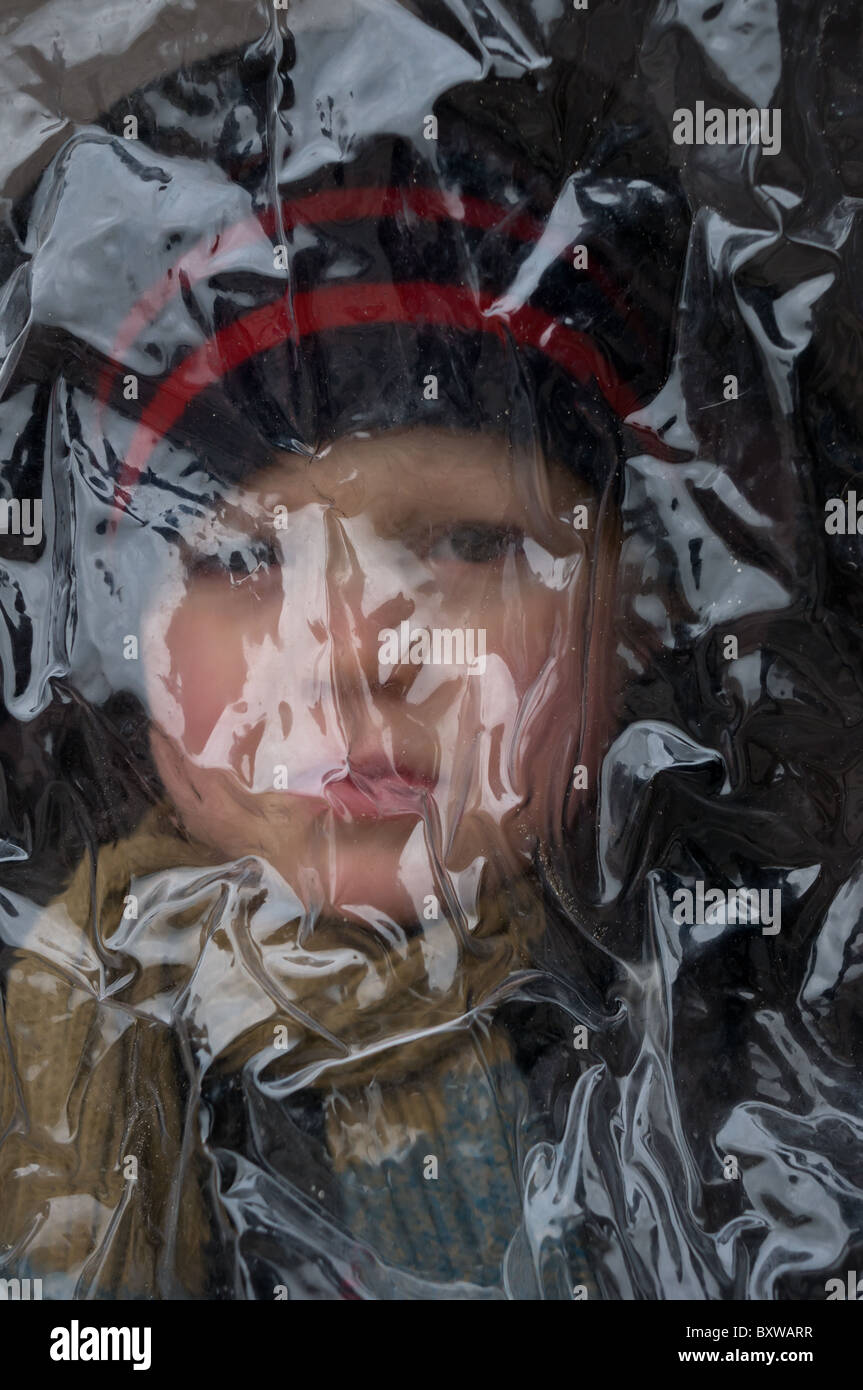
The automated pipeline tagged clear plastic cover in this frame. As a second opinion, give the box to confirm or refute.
[0,0,861,1302]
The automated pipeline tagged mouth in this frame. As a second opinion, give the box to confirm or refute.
[324,758,435,820]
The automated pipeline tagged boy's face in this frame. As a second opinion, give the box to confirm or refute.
[144,427,604,924]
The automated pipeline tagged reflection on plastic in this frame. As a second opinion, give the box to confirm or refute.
[0,0,861,1301]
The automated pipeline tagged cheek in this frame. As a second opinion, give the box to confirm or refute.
[145,587,280,757]
[483,564,587,701]
[430,571,588,828]
[169,608,246,753]
[498,577,591,793]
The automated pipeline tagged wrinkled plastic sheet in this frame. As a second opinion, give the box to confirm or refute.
[0,0,861,1302]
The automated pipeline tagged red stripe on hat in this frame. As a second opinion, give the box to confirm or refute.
[113,279,638,511]
[259,187,546,241]
[98,186,639,410]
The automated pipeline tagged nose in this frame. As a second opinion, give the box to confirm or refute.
[319,507,420,712]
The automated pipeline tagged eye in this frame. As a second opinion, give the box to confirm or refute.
[431,523,523,565]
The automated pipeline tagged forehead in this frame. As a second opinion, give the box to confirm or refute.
[246,428,587,520]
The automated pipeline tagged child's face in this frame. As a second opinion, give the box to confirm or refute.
[143,428,603,924]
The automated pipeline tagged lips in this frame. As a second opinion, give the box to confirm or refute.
[324,758,435,820]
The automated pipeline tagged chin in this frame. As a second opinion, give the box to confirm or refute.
[287,814,431,926]
[152,765,422,924]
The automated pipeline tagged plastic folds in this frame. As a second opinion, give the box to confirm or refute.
[0,0,862,1302]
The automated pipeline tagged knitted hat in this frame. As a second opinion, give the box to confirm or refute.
[10,47,688,510]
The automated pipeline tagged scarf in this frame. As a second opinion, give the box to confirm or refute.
[0,802,548,1296]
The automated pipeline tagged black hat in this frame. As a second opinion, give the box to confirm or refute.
[11,46,689,509]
